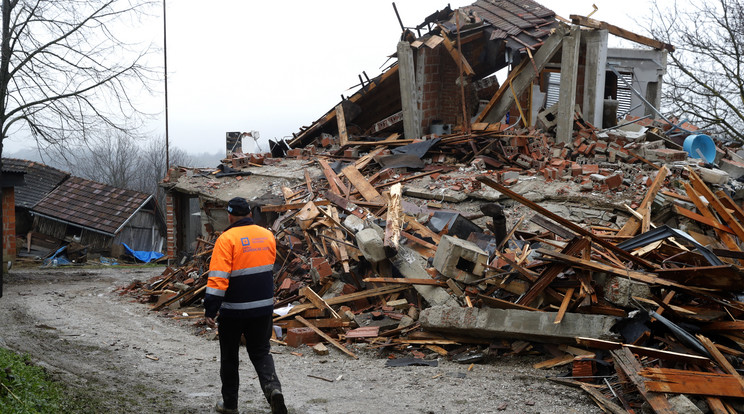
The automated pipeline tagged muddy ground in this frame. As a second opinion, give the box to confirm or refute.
[0,266,601,413]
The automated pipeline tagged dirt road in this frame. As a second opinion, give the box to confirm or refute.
[0,266,600,413]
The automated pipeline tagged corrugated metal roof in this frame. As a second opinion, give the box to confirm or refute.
[3,158,70,209]
[465,0,556,43]
[32,176,150,236]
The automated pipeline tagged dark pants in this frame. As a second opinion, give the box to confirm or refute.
[217,314,281,409]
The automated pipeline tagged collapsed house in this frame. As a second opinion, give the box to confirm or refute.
[30,176,166,256]
[150,1,744,412]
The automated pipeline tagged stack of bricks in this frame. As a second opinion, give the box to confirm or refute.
[165,193,176,259]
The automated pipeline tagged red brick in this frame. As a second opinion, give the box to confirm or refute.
[311,257,333,280]
[571,164,582,177]
[582,164,599,175]
[285,327,321,347]
[604,174,623,190]
[286,148,301,158]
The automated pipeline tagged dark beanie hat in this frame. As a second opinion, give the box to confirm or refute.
[226,197,251,216]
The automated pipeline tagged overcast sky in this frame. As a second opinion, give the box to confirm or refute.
[4,0,665,155]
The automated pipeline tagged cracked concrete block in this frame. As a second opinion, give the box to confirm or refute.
[697,167,729,186]
[419,306,619,343]
[667,395,703,414]
[604,276,652,307]
[720,158,744,180]
[432,235,488,283]
[391,247,460,308]
[404,187,468,203]
[343,214,366,234]
[355,228,388,263]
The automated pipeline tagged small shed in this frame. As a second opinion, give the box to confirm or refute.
[31,176,166,254]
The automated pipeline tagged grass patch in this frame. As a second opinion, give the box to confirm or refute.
[0,347,65,413]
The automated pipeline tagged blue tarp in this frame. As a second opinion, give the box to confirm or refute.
[122,243,164,263]
[43,246,72,267]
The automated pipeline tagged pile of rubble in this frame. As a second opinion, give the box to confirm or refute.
[122,1,744,411]
[119,111,744,413]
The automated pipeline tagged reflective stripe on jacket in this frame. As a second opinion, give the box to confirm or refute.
[204,218,276,318]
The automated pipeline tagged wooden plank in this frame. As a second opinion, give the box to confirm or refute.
[689,167,744,243]
[577,337,711,364]
[274,285,409,321]
[274,318,350,329]
[363,277,446,286]
[400,231,438,251]
[296,316,357,359]
[477,294,543,311]
[533,354,575,369]
[716,189,744,227]
[684,182,741,252]
[618,166,668,237]
[300,286,341,319]
[611,347,676,413]
[318,158,347,195]
[403,215,441,244]
[673,205,735,234]
[554,287,575,324]
[697,334,744,390]
[570,14,675,52]
[438,30,475,76]
[261,200,330,212]
[579,383,630,414]
[384,183,403,251]
[518,237,589,306]
[654,265,744,291]
[640,368,744,397]
[304,169,314,197]
[702,321,744,332]
[661,190,692,202]
[342,164,383,203]
[476,25,566,123]
[477,175,656,270]
[335,104,349,146]
[328,206,351,274]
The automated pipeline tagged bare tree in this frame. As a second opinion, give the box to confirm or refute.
[138,135,191,213]
[71,131,143,189]
[647,0,744,141]
[0,0,158,297]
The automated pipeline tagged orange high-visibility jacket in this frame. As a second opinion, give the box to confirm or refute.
[204,218,276,319]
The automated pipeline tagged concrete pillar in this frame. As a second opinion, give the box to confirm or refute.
[556,26,581,145]
[165,192,176,259]
[397,41,421,139]
[645,50,667,116]
[582,29,608,128]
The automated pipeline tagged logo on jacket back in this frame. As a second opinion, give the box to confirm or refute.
[241,237,250,246]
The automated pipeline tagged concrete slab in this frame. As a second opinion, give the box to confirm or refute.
[419,305,620,343]
[391,247,460,308]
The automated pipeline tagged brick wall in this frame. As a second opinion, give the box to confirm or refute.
[419,45,478,133]
[419,46,442,132]
[165,192,176,259]
[2,188,15,261]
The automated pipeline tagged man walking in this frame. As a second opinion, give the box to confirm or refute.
[204,197,287,414]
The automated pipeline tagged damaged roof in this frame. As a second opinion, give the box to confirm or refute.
[32,176,152,236]
[2,158,70,209]
[288,0,559,148]
[463,0,556,42]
